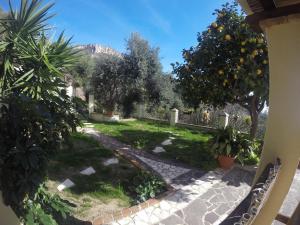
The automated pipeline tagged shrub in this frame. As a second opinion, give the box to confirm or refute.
[133,172,165,203]
[244,116,252,126]
[23,186,71,225]
[73,97,89,119]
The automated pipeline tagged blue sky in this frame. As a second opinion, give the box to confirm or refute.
[1,0,235,72]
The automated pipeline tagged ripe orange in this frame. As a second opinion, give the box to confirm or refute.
[257,69,262,75]
[225,34,232,41]
[212,22,218,28]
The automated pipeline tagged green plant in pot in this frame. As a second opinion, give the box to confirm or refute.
[211,127,239,169]
[211,126,261,169]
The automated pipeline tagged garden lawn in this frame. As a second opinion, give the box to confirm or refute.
[46,133,162,221]
[92,119,217,170]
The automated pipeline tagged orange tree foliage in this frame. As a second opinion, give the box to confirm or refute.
[173,3,269,138]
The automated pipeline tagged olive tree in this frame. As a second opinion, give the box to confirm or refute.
[122,33,164,116]
[92,53,125,113]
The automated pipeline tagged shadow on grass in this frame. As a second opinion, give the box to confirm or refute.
[64,163,138,201]
[116,129,217,171]
[48,151,139,201]
[118,129,170,150]
[46,132,171,223]
[163,138,217,171]
[54,204,92,225]
[46,133,144,218]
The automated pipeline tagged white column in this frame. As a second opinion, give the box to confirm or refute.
[170,108,179,126]
[137,104,145,119]
[88,94,94,115]
[251,15,300,225]
[66,85,74,98]
[218,111,229,129]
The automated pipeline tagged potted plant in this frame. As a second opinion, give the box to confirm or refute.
[212,127,238,169]
[211,126,261,169]
[105,110,114,117]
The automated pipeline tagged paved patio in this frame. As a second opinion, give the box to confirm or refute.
[82,127,255,225]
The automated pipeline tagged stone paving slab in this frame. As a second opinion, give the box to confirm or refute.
[153,146,166,153]
[135,155,190,184]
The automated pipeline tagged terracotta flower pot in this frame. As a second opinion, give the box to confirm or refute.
[106,111,114,117]
[218,155,235,170]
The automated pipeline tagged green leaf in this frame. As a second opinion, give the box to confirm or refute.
[226,144,232,156]
[25,211,38,225]
[13,69,34,86]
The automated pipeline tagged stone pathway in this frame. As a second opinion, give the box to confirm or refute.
[82,127,255,225]
[161,139,172,146]
[135,155,190,184]
[83,127,194,187]
[153,146,166,154]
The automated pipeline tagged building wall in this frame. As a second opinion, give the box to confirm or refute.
[0,192,19,225]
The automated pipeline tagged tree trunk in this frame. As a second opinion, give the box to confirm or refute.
[250,110,258,139]
[249,96,259,139]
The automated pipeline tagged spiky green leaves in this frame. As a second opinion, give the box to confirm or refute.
[0,0,78,99]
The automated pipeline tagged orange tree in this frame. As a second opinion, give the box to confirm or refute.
[173,3,269,138]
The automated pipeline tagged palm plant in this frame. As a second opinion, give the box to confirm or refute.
[0,0,80,224]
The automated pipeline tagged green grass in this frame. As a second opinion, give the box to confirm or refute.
[92,120,217,170]
[47,132,158,220]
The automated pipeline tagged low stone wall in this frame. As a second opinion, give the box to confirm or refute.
[90,113,120,122]
[139,117,169,124]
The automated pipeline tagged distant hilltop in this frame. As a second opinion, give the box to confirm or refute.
[76,44,122,57]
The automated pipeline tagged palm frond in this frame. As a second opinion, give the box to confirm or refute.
[5,0,54,37]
